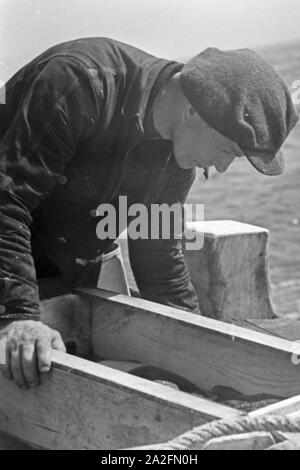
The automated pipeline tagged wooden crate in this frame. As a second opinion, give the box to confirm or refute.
[0,221,299,449]
[0,288,300,449]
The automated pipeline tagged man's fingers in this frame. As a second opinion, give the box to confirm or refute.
[36,337,52,373]
[10,344,27,389]
[21,343,39,387]
[0,323,63,387]
[51,332,66,352]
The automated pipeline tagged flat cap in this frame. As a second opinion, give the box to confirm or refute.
[180,47,299,175]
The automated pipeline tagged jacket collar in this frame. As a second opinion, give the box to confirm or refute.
[121,58,181,134]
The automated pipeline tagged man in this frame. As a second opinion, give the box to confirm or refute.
[0,38,298,389]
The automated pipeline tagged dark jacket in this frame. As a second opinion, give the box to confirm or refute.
[0,37,200,320]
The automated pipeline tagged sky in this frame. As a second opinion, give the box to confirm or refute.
[1,0,300,80]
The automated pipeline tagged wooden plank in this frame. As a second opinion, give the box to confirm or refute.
[241,318,300,341]
[129,432,276,451]
[239,313,300,437]
[201,431,275,450]
[0,348,241,450]
[267,440,300,450]
[79,288,300,398]
[0,292,91,449]
[251,395,300,418]
[40,293,92,356]
[0,432,33,450]
[239,312,300,447]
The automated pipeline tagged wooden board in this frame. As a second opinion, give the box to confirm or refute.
[0,432,33,450]
[39,293,92,356]
[2,289,300,450]
[0,349,240,450]
[251,395,300,418]
[201,431,275,450]
[0,292,92,449]
[241,318,300,341]
[77,288,300,398]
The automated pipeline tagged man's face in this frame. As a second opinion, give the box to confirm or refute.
[172,106,245,172]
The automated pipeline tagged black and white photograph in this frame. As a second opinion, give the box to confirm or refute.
[0,0,300,453]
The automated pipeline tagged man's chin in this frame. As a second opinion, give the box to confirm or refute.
[215,166,226,173]
[174,156,196,170]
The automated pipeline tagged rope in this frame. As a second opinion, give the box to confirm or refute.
[157,415,300,450]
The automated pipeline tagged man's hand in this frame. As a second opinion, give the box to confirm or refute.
[0,320,66,389]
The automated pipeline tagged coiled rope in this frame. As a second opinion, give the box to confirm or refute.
[155,415,300,450]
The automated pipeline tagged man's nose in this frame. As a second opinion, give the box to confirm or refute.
[216,154,235,173]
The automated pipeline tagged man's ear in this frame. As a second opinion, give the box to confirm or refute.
[182,103,199,126]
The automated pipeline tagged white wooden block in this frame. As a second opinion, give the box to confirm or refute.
[184,220,275,320]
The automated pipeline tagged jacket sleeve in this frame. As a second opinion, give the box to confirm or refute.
[0,58,99,320]
[128,164,201,314]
